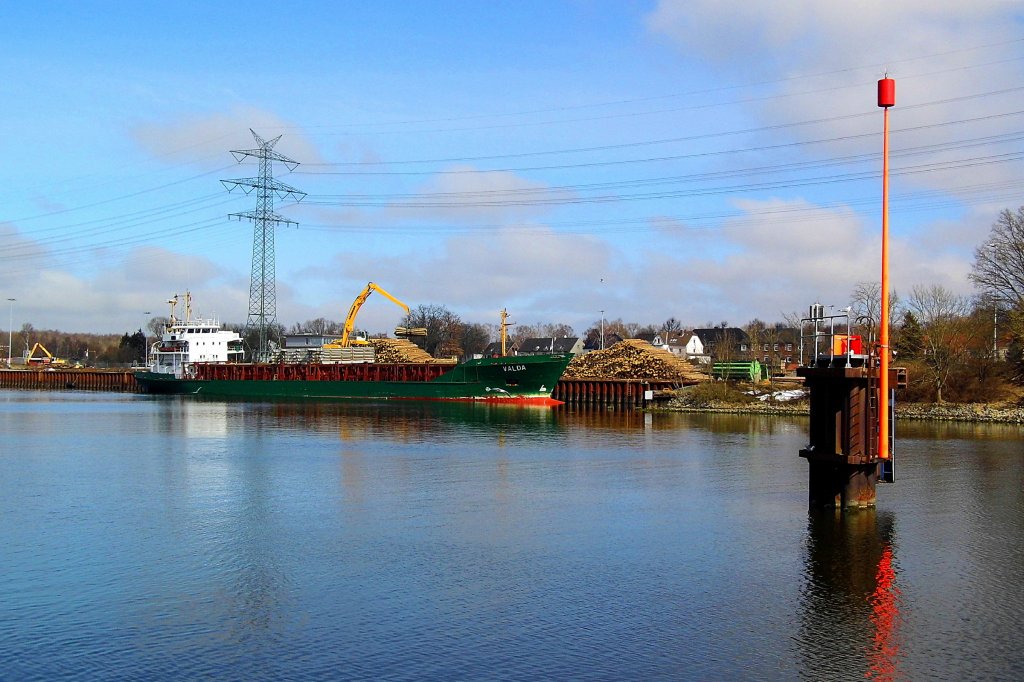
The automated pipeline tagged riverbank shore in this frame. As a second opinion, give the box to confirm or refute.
[658,398,1024,424]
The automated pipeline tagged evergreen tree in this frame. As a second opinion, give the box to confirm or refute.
[117,329,148,363]
[894,311,923,360]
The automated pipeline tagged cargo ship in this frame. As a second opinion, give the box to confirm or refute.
[133,294,571,405]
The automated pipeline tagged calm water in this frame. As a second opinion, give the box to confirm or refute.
[1,390,1021,680]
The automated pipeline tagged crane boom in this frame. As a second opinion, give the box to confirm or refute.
[339,282,410,347]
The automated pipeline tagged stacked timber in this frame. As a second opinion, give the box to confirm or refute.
[320,347,375,364]
[278,348,323,364]
[369,338,455,364]
[276,347,375,364]
[563,339,706,383]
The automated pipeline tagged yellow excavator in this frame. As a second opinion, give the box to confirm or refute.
[328,282,411,348]
[27,343,66,366]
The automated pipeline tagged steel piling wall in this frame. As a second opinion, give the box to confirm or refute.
[552,378,678,407]
[0,369,140,392]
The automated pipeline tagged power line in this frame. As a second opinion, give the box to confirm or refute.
[2,166,236,224]
[289,50,1024,137]
[235,37,1024,136]
[298,101,1024,175]
[296,149,1023,208]
[290,176,1024,237]
[301,130,1024,202]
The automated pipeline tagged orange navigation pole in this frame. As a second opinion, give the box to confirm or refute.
[878,77,895,460]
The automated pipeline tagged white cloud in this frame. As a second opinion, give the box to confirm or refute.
[0,234,255,333]
[645,0,1024,205]
[289,224,612,334]
[600,198,975,328]
[129,107,326,168]
[279,191,987,335]
[646,1,1016,71]
[383,165,575,224]
[3,197,981,337]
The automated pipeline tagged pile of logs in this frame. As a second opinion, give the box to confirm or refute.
[563,339,706,383]
[368,338,454,364]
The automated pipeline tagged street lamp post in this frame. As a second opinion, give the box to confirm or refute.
[6,298,14,366]
[600,310,605,351]
[992,303,998,359]
[988,243,998,358]
[143,312,152,366]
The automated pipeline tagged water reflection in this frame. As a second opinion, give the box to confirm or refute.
[143,396,818,444]
[554,405,654,430]
[897,418,1024,441]
[799,510,902,680]
[146,397,565,443]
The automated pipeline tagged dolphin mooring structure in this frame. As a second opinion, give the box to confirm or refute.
[797,306,904,509]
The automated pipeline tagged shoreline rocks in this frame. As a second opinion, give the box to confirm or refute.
[658,398,1024,424]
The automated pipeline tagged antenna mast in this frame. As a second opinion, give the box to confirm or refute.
[222,129,306,362]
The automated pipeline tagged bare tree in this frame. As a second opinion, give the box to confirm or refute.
[663,317,683,333]
[781,311,805,329]
[458,322,491,358]
[19,323,34,356]
[970,206,1024,309]
[850,281,901,344]
[291,317,342,336]
[744,319,766,362]
[402,304,462,357]
[906,284,976,403]
[511,324,537,345]
[540,322,575,338]
[602,318,630,338]
[147,317,169,335]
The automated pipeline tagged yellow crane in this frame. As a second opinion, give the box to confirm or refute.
[335,282,410,347]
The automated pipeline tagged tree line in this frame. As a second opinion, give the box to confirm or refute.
[5,207,1023,403]
[0,324,148,366]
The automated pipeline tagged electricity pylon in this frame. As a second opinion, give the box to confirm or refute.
[222,129,306,362]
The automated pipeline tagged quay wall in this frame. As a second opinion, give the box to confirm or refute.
[0,369,139,393]
[552,378,678,407]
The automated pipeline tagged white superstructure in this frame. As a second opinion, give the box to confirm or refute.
[148,292,244,376]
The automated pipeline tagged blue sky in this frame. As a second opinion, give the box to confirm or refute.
[2,1,1023,336]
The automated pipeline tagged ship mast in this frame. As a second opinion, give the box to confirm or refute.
[500,308,516,357]
[167,295,179,327]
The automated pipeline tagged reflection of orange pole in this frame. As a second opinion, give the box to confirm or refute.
[878,78,895,460]
[867,545,900,679]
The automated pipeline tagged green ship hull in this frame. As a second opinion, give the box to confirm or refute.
[134,353,572,404]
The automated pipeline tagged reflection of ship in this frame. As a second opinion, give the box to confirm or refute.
[134,293,572,405]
